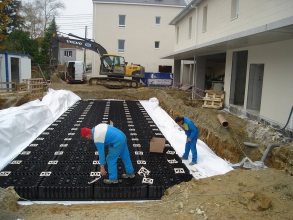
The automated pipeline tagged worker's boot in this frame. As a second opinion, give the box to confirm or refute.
[122,173,135,178]
[103,179,118,184]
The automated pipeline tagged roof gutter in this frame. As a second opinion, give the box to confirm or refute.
[93,1,184,8]
[169,0,204,25]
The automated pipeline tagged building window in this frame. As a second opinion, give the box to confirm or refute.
[188,17,192,39]
[159,65,172,73]
[64,51,72,57]
[118,40,125,53]
[231,0,239,20]
[155,41,160,49]
[119,15,126,27]
[156,16,161,25]
[176,26,179,44]
[203,6,208,33]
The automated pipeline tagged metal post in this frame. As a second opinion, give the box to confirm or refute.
[84,26,87,66]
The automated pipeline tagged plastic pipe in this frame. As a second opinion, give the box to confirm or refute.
[217,114,229,128]
[276,105,293,131]
[260,143,284,163]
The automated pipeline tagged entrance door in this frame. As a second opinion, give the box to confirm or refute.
[247,64,264,110]
[11,57,20,82]
[230,51,248,105]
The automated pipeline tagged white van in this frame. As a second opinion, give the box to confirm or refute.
[65,61,86,83]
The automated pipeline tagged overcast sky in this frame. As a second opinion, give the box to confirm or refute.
[55,0,93,39]
[21,0,93,38]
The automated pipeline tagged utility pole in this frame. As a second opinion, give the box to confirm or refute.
[84,26,87,67]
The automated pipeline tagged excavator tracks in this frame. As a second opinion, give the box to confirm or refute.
[89,77,139,89]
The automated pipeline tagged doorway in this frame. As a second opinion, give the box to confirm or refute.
[246,64,264,110]
[230,51,248,106]
[11,57,20,83]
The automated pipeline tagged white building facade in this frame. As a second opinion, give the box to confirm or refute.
[162,0,293,130]
[91,0,188,76]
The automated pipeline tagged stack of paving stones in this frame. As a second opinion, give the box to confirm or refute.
[0,100,193,201]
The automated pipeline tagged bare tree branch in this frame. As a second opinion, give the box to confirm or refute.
[21,0,65,39]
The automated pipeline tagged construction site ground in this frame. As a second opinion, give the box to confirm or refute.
[1,74,293,220]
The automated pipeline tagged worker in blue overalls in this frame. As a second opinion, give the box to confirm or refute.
[81,124,135,184]
[175,116,199,165]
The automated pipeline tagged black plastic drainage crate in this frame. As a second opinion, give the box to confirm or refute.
[0,174,42,200]
[38,174,93,201]
[93,175,148,200]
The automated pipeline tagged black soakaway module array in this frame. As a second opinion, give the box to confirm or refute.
[38,174,94,201]
[0,100,193,201]
[93,175,148,200]
[0,175,42,200]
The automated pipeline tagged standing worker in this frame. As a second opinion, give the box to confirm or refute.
[81,124,135,184]
[175,116,199,165]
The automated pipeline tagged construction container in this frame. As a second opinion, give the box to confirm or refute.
[141,72,173,86]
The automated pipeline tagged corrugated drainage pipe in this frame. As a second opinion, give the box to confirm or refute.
[260,143,284,163]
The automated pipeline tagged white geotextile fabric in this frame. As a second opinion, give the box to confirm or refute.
[141,98,233,179]
[0,89,81,170]
[0,90,233,179]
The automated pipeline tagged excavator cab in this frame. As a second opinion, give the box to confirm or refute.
[100,55,125,76]
[100,54,144,78]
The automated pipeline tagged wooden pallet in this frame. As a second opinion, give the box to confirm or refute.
[202,90,225,109]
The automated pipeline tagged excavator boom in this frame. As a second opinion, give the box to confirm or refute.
[50,29,145,88]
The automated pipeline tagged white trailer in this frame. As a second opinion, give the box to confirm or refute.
[0,52,31,88]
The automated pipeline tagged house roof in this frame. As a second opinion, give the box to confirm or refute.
[59,43,83,50]
[92,0,188,7]
[169,0,203,25]
[0,51,30,57]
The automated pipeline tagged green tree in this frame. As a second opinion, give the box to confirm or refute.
[4,30,40,63]
[0,0,25,50]
[5,0,24,33]
[0,0,12,50]
[39,18,57,64]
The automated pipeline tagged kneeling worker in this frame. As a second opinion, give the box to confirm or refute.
[81,124,135,184]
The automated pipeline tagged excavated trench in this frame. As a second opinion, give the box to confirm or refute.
[158,91,293,175]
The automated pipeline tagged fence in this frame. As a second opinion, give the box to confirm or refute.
[0,78,44,100]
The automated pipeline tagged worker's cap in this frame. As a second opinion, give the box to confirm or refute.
[81,127,91,138]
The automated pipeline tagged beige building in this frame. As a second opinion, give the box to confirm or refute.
[91,0,188,75]
[163,0,293,131]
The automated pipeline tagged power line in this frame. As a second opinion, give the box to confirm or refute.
[58,26,92,29]
[58,27,92,31]
[56,14,93,17]
[56,22,93,26]
[55,17,92,20]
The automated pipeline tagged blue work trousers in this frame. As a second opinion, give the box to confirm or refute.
[182,139,198,163]
[106,133,134,180]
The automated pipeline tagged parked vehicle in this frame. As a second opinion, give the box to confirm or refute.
[65,61,86,83]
